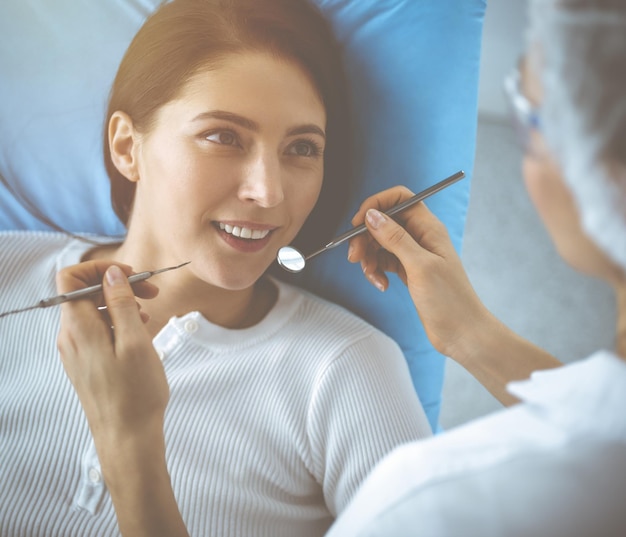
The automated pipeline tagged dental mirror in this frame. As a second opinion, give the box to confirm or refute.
[276,170,465,273]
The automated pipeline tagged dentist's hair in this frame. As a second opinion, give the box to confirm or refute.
[105,0,352,252]
[529,0,626,271]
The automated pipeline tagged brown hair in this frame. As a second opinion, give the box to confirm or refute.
[104,0,352,252]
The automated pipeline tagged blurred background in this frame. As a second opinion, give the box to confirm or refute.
[439,0,616,429]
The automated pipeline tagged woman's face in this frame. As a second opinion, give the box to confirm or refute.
[123,51,327,290]
[520,52,624,284]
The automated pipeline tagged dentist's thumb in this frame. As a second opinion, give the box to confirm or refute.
[364,208,424,266]
[103,265,149,337]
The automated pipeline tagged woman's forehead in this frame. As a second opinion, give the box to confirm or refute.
[154,52,327,129]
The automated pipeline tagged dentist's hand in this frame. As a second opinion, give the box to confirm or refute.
[57,261,189,536]
[56,261,166,450]
[348,186,491,361]
[349,186,561,406]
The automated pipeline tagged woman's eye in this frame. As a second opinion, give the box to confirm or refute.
[205,130,238,146]
[287,140,323,158]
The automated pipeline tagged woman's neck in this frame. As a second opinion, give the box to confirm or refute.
[140,278,276,338]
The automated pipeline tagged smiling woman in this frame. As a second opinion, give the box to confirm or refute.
[103,52,329,303]
[105,0,351,257]
[0,0,431,536]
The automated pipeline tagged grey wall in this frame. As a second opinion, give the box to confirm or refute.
[478,0,528,119]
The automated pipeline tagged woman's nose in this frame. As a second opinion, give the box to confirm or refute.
[238,152,285,208]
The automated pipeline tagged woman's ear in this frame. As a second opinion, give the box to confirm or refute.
[108,111,140,182]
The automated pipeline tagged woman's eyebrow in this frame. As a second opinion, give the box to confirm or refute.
[191,110,258,130]
[191,110,325,139]
[286,124,326,140]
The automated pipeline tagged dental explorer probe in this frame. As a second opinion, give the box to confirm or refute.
[0,261,190,319]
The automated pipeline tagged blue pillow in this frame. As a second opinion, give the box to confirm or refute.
[0,0,147,235]
[303,0,485,430]
[0,0,485,431]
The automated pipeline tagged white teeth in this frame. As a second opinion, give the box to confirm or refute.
[218,222,270,240]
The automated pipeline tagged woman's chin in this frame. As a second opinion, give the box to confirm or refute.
[202,263,272,292]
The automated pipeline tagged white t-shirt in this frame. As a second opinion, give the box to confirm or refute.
[0,231,432,537]
[327,351,626,537]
